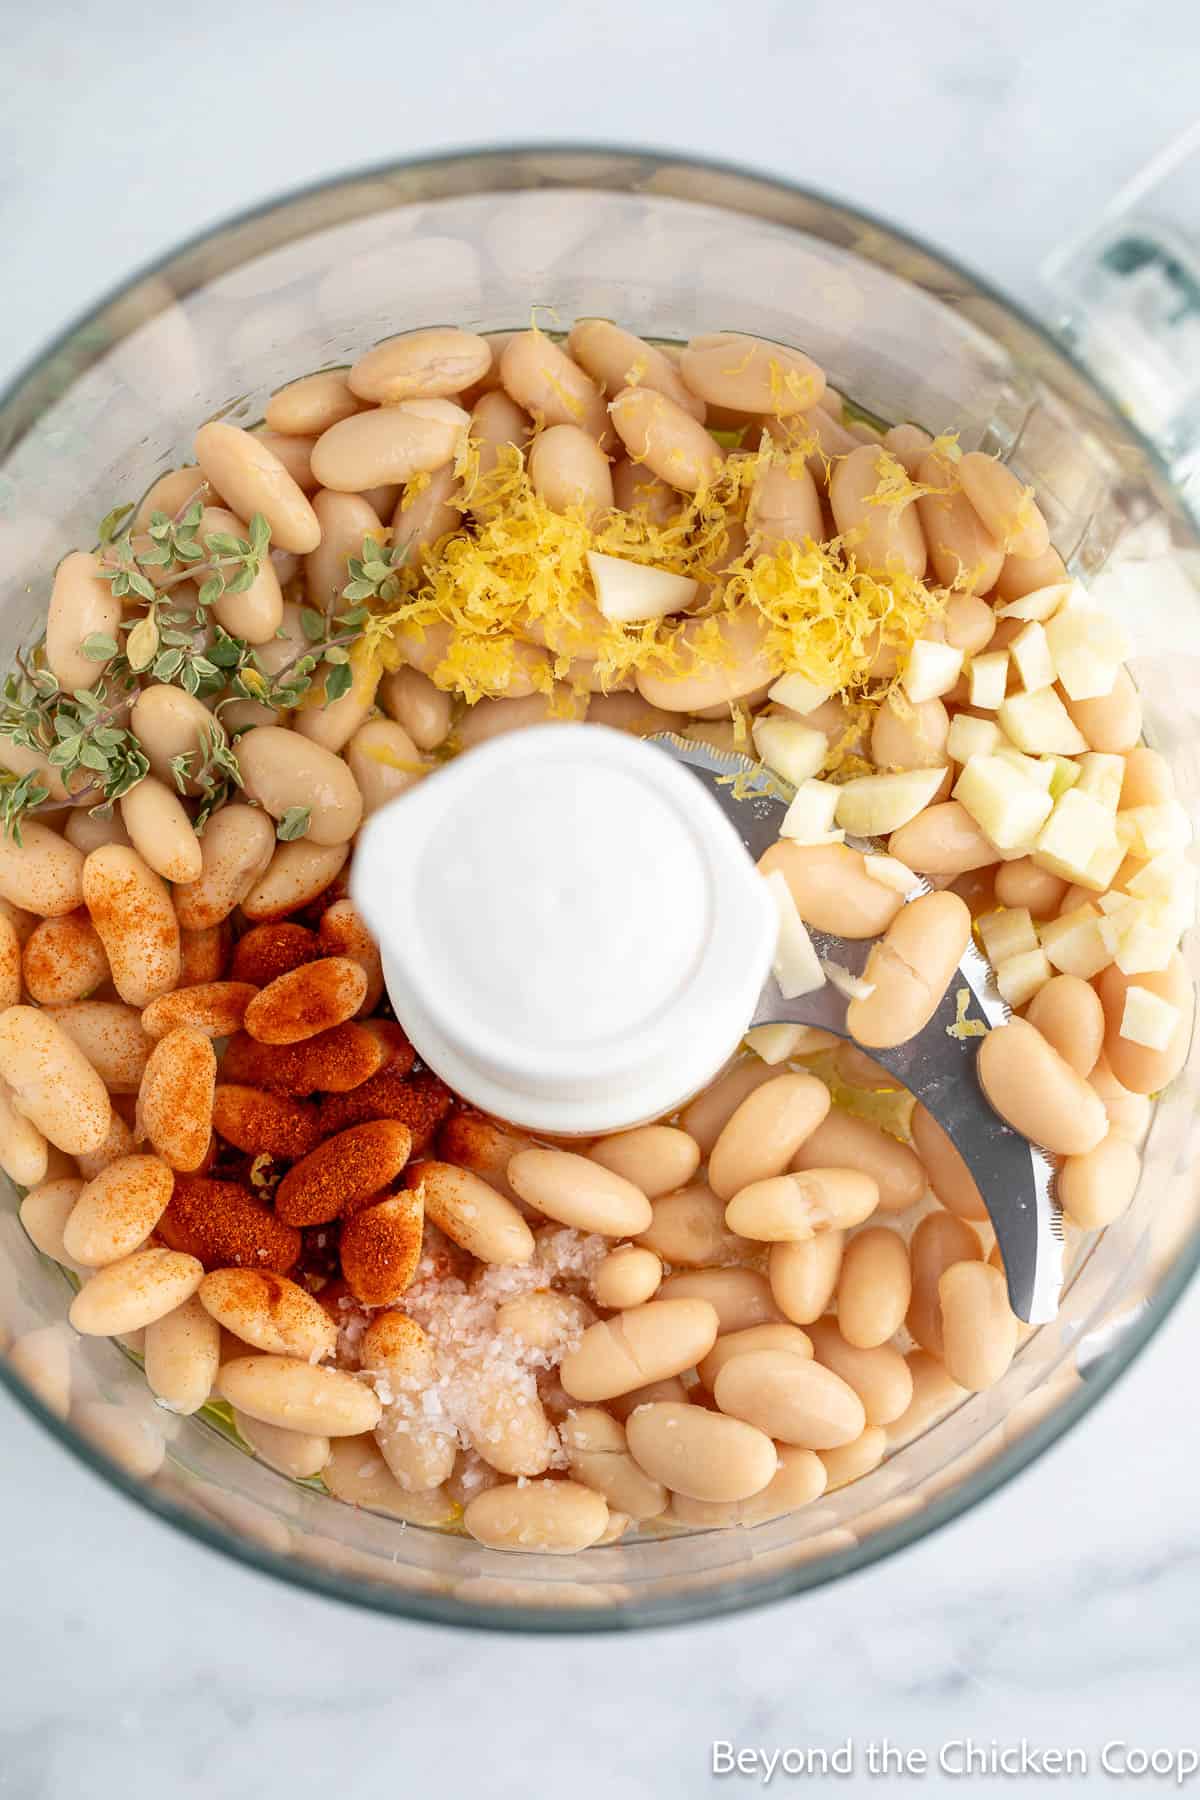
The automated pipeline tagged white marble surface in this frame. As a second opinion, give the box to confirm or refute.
[2,2,1199,1793]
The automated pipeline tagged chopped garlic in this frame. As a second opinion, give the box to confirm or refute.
[820,958,876,1002]
[745,1023,838,1065]
[946,713,1002,764]
[997,688,1089,755]
[1045,606,1130,701]
[902,638,963,703]
[768,673,834,716]
[968,649,1009,712]
[763,870,826,999]
[834,766,948,837]
[995,947,1053,1008]
[1010,621,1056,693]
[752,717,828,788]
[978,906,1039,965]
[862,853,920,895]
[954,755,1053,851]
[1074,752,1125,815]
[1117,801,1192,860]
[780,778,843,845]
[586,551,698,623]
[1032,789,1119,886]
[1038,904,1114,979]
[1119,986,1179,1051]
[993,580,1076,623]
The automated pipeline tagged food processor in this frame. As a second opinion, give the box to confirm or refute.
[0,143,1196,1629]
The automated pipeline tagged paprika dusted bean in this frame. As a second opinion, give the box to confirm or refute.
[276,1120,412,1226]
[22,910,108,1005]
[141,981,256,1041]
[49,1001,153,1094]
[82,846,180,1007]
[62,1155,173,1267]
[340,1190,424,1306]
[136,1026,216,1172]
[243,956,366,1045]
[199,1268,337,1360]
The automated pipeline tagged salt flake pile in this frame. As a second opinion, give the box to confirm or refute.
[334,1223,608,1490]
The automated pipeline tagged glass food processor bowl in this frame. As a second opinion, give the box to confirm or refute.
[1,146,1197,1632]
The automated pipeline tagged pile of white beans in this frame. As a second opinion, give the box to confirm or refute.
[0,319,1193,1558]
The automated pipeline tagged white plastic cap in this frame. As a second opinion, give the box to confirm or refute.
[350,724,775,1135]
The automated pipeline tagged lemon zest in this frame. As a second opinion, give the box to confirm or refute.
[362,447,951,713]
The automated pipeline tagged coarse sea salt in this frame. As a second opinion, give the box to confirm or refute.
[351,1223,608,1474]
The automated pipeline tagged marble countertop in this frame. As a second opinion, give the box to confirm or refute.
[2,2,1198,1793]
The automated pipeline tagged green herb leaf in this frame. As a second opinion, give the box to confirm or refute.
[97,506,134,545]
[276,806,311,841]
[300,608,326,642]
[323,663,354,704]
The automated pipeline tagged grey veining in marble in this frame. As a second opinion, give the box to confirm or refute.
[1,2,1198,1794]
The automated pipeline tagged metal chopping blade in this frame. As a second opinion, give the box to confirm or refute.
[650,732,1063,1325]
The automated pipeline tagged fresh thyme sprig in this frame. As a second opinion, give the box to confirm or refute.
[0,513,411,842]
